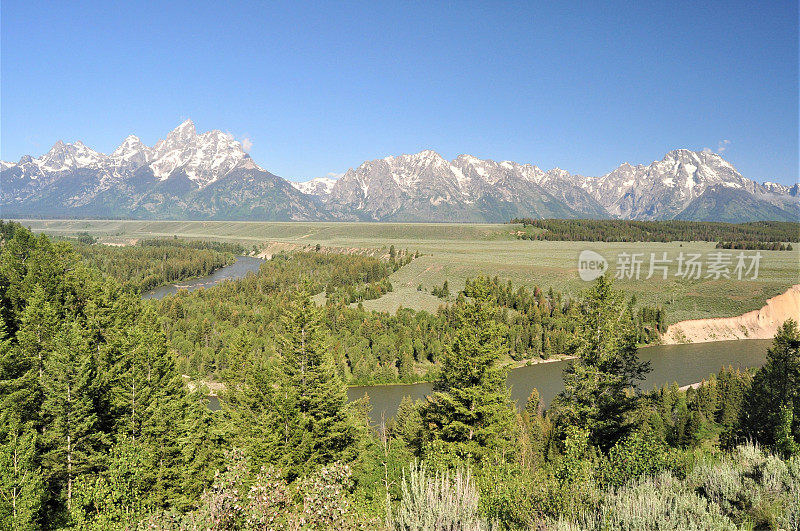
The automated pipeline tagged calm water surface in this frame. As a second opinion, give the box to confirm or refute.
[142,256,263,300]
[348,339,772,424]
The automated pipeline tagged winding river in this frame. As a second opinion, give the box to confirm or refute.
[142,256,264,300]
[349,339,771,424]
[141,258,772,423]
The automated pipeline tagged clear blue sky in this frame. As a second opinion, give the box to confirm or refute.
[2,1,797,185]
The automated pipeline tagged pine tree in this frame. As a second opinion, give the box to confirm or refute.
[742,319,800,453]
[265,294,358,477]
[420,280,518,464]
[110,305,189,508]
[40,322,109,515]
[550,275,651,451]
[0,417,45,529]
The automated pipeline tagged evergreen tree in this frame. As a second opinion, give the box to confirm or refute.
[550,275,651,451]
[0,417,44,529]
[40,322,108,515]
[110,305,191,509]
[271,294,358,477]
[420,279,518,463]
[742,319,800,454]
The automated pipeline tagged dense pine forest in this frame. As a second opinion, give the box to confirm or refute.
[511,219,800,243]
[716,241,794,251]
[71,237,246,293]
[1,221,799,529]
[151,255,665,385]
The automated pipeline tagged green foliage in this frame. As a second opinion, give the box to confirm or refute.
[143,449,362,530]
[0,418,45,530]
[512,218,800,243]
[601,428,676,487]
[0,222,208,527]
[421,279,519,464]
[464,275,665,353]
[273,294,360,476]
[154,250,429,385]
[431,280,449,299]
[717,240,795,250]
[2,219,799,528]
[550,276,651,451]
[73,237,242,292]
[741,319,800,454]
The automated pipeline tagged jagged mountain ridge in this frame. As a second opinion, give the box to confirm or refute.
[301,148,797,222]
[1,120,328,221]
[2,121,797,222]
[319,151,604,221]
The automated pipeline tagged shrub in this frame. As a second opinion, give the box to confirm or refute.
[600,472,737,530]
[392,461,492,530]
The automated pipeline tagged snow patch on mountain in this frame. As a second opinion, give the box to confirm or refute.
[292,176,338,197]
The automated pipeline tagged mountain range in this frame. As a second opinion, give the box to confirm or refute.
[2,120,797,222]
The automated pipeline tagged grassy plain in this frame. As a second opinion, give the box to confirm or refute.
[17,219,800,323]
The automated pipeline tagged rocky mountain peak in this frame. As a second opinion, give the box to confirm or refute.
[167,119,197,141]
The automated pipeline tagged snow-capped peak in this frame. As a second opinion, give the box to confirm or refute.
[169,119,197,140]
[2,119,255,188]
[148,120,249,185]
[111,135,151,166]
[292,176,338,197]
[37,140,105,171]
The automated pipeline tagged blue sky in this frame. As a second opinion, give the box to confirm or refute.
[2,1,797,185]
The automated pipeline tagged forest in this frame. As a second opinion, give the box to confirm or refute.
[150,253,665,384]
[716,241,794,251]
[511,218,800,243]
[0,221,798,529]
[9,221,252,294]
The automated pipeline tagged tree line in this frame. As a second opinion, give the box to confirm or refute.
[0,222,220,528]
[152,258,665,387]
[510,218,800,243]
[716,240,794,251]
[43,228,248,294]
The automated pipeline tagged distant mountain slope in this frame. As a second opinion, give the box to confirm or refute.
[324,151,606,222]
[675,184,799,222]
[291,177,337,196]
[2,121,796,222]
[578,149,787,220]
[1,120,329,221]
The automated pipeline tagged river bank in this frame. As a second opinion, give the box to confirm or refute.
[663,284,800,344]
[141,255,264,300]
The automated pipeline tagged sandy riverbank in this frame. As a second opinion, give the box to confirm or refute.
[663,284,800,344]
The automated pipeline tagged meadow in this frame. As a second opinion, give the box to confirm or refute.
[17,219,800,323]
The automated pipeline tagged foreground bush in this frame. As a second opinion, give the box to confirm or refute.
[548,444,800,530]
[392,461,493,530]
[140,450,364,530]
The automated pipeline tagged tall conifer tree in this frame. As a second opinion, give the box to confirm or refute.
[550,275,650,451]
[421,278,518,463]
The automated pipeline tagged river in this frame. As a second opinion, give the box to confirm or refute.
[348,339,772,424]
[142,256,264,300]
[143,259,772,424]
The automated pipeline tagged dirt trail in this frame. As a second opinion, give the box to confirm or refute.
[662,284,800,344]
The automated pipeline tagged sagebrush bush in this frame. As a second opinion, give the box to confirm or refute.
[600,472,737,530]
[392,461,493,530]
[548,472,736,530]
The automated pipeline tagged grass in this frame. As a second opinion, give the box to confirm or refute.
[16,219,800,323]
